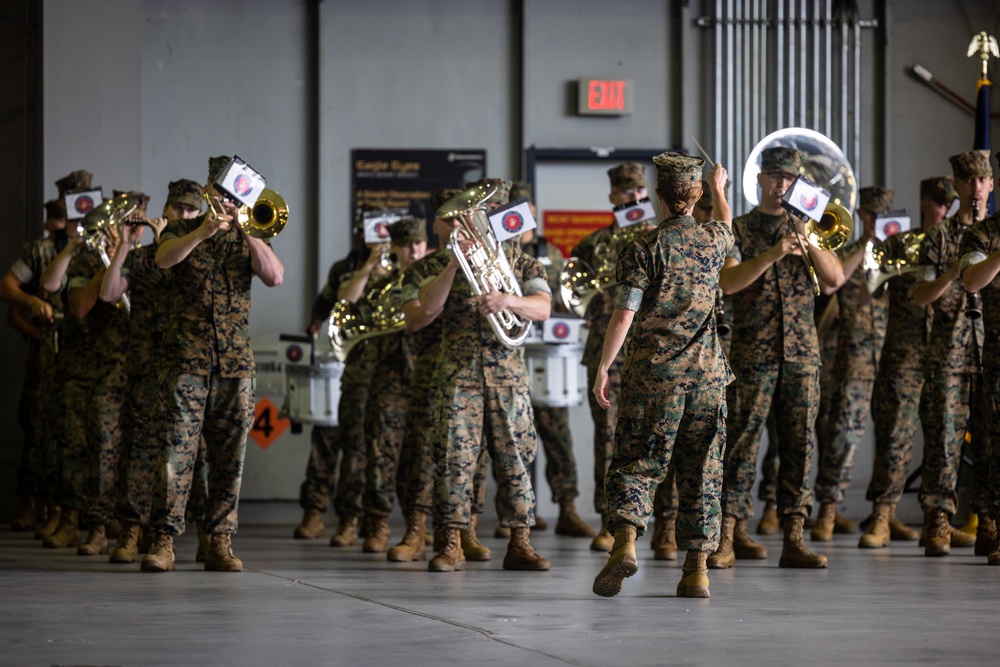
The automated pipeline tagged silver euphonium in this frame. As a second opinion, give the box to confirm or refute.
[435,182,532,347]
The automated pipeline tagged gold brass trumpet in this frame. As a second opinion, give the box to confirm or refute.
[204,188,289,239]
[436,182,532,347]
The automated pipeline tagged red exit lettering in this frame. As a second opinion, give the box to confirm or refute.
[588,80,626,111]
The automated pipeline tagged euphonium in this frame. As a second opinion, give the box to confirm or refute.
[863,231,925,298]
[327,278,405,362]
[559,223,642,318]
[436,182,532,347]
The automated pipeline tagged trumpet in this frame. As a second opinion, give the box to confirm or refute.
[436,183,532,347]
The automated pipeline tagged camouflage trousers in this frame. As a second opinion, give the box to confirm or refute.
[15,338,58,498]
[918,371,987,516]
[83,365,128,526]
[363,369,411,518]
[532,405,580,503]
[398,381,437,515]
[651,466,678,519]
[298,425,340,512]
[723,362,819,520]
[332,381,369,519]
[55,376,94,511]
[605,385,726,553]
[433,384,537,529]
[815,378,874,504]
[117,371,208,526]
[867,364,922,504]
[982,368,1000,518]
[586,358,624,516]
[150,371,253,536]
[756,411,780,503]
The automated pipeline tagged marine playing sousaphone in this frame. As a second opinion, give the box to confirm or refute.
[743,128,857,295]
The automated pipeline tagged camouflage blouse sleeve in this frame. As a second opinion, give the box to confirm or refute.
[959,218,995,273]
[918,223,944,281]
[614,240,649,312]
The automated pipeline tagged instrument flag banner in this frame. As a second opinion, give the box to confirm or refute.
[488,198,537,242]
[542,317,583,343]
[64,188,104,221]
[613,197,656,228]
[875,209,911,239]
[781,175,831,223]
[215,155,267,208]
[363,210,403,243]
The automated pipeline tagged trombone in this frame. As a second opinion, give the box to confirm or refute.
[204,188,288,239]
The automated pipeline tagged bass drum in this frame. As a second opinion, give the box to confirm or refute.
[524,341,585,408]
[284,356,344,426]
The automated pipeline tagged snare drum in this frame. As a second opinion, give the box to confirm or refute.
[284,359,345,426]
[524,341,585,408]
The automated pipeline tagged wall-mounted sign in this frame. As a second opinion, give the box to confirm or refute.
[351,148,486,245]
[542,210,614,257]
[577,78,634,116]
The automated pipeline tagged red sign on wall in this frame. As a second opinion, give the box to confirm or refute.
[543,210,614,257]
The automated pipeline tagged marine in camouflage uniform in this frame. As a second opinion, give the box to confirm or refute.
[420,178,552,573]
[108,180,205,563]
[1,199,68,532]
[714,146,844,570]
[359,218,426,552]
[143,156,284,573]
[572,162,650,552]
[959,151,1000,563]
[293,219,372,540]
[593,155,732,599]
[861,177,956,548]
[68,191,149,557]
[811,187,892,541]
[913,150,989,557]
[511,180,593,537]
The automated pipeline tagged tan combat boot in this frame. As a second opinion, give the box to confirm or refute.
[329,515,360,547]
[734,518,768,559]
[77,524,109,556]
[949,524,976,548]
[534,515,548,531]
[756,501,780,535]
[888,505,919,541]
[833,510,858,534]
[976,514,997,557]
[195,527,210,563]
[141,533,176,572]
[428,528,465,572]
[707,515,737,569]
[590,515,614,552]
[205,534,243,572]
[988,540,1000,566]
[494,525,511,538]
[592,525,637,597]
[503,527,551,571]
[387,511,427,562]
[923,510,951,557]
[34,502,61,539]
[652,514,678,561]
[11,495,37,532]
[110,522,141,563]
[858,502,891,548]
[461,514,491,561]
[362,516,390,553]
[555,498,596,537]
[779,516,829,568]
[293,508,325,540]
[676,551,711,599]
[43,508,81,549]
[810,502,836,542]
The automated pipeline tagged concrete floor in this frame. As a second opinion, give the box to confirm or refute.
[1,502,995,667]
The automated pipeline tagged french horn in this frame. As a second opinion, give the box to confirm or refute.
[436,182,532,347]
[863,231,924,298]
[80,194,142,313]
[327,279,405,362]
[743,128,857,294]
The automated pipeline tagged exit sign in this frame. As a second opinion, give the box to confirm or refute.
[577,78,634,116]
